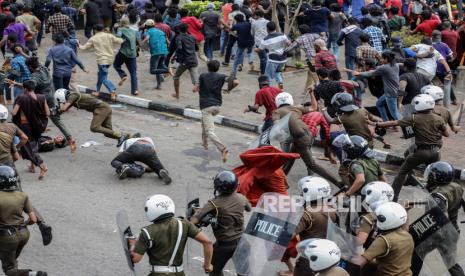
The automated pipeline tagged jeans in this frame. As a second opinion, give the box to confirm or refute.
[345,55,356,79]
[376,95,399,121]
[150,54,168,85]
[37,22,45,46]
[13,87,23,100]
[220,30,229,55]
[201,106,226,152]
[232,46,253,74]
[224,35,237,64]
[113,52,138,94]
[53,74,71,90]
[173,64,198,84]
[85,23,95,38]
[111,143,165,177]
[327,39,339,62]
[257,48,268,74]
[204,36,215,60]
[97,64,116,93]
[265,61,285,85]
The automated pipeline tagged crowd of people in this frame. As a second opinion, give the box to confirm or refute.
[0,0,464,275]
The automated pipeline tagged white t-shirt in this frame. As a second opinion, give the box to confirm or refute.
[119,137,155,152]
[413,44,444,76]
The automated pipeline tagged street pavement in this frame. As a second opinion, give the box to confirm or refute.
[10,104,463,276]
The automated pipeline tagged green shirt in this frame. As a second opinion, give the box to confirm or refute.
[67,92,106,112]
[133,217,200,266]
[116,27,138,59]
[0,191,32,227]
[349,157,383,192]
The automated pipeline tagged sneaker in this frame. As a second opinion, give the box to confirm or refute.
[118,165,130,180]
[116,134,130,147]
[159,169,172,185]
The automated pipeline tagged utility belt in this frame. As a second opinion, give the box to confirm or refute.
[415,144,441,150]
[0,225,27,236]
[151,265,183,273]
[216,238,241,247]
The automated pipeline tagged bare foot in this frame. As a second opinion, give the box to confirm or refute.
[92,91,100,97]
[29,164,36,173]
[171,93,179,99]
[38,164,48,180]
[202,144,208,150]
[69,139,77,153]
[222,149,229,163]
[118,76,128,86]
[110,92,117,102]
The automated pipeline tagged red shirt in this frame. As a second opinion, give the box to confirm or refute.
[441,29,459,56]
[154,23,172,41]
[414,19,440,37]
[301,111,331,142]
[386,0,402,15]
[315,50,338,71]
[181,16,204,42]
[222,4,232,22]
[254,86,281,120]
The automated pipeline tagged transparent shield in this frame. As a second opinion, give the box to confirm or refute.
[248,114,291,150]
[116,210,136,276]
[232,193,304,276]
[408,195,461,275]
[185,182,200,267]
[326,218,362,260]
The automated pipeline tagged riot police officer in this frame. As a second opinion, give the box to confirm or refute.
[190,171,251,276]
[336,135,386,196]
[0,165,48,276]
[421,85,461,133]
[130,194,214,275]
[377,94,449,201]
[352,202,414,276]
[410,161,465,276]
[293,176,338,276]
[296,239,349,276]
[0,105,28,166]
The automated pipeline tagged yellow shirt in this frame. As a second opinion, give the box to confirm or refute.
[80,31,124,65]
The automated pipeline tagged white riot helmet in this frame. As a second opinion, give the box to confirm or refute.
[297,238,341,272]
[412,94,435,112]
[0,104,8,120]
[145,194,175,222]
[375,202,407,231]
[421,85,444,101]
[362,181,394,211]
[54,88,70,104]
[275,92,294,107]
[298,176,331,202]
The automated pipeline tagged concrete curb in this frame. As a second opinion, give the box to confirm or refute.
[76,85,465,181]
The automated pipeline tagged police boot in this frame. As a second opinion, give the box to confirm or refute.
[116,134,130,148]
[159,169,172,185]
[38,222,53,246]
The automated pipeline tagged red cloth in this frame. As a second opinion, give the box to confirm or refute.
[181,16,204,42]
[301,111,331,142]
[222,3,232,22]
[281,236,300,262]
[233,146,300,207]
[154,23,172,41]
[386,0,402,15]
[441,30,459,56]
[414,19,440,37]
[315,50,337,71]
[254,86,281,120]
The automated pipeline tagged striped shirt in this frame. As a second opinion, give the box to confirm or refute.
[259,32,290,63]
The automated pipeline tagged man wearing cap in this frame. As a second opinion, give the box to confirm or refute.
[142,19,170,90]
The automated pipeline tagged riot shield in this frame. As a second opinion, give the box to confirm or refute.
[116,210,136,276]
[408,195,462,275]
[249,114,291,149]
[232,193,303,276]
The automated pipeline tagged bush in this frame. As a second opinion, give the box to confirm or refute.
[183,1,222,18]
[391,27,423,47]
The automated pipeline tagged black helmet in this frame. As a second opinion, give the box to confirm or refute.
[342,135,370,159]
[0,165,18,191]
[331,93,358,114]
[214,171,238,195]
[425,161,454,186]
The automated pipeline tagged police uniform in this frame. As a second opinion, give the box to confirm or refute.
[356,212,377,248]
[193,192,251,276]
[433,105,455,129]
[0,122,24,165]
[362,228,414,276]
[133,217,201,276]
[337,108,374,148]
[392,112,447,201]
[66,92,122,139]
[272,105,340,185]
[293,206,338,276]
[348,157,383,192]
[0,190,33,276]
[411,182,465,276]
[318,266,350,276]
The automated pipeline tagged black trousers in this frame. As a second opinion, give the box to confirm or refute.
[210,239,241,276]
[111,143,165,178]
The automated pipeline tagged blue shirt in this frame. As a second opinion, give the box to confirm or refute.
[62,5,78,23]
[304,7,331,33]
[145,27,168,56]
[45,44,85,77]
[163,15,181,30]
[10,55,31,83]
[232,22,254,48]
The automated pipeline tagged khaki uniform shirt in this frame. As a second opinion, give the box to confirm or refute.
[295,206,337,240]
[133,217,200,266]
[398,112,446,147]
[0,191,32,227]
[193,192,251,242]
[358,212,376,235]
[433,105,454,129]
[432,182,464,225]
[338,109,372,143]
[0,123,23,164]
[272,105,310,138]
[67,92,107,112]
[317,266,350,276]
[362,228,414,276]
[349,157,383,192]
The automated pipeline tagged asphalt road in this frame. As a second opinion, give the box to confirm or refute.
[11,104,464,276]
